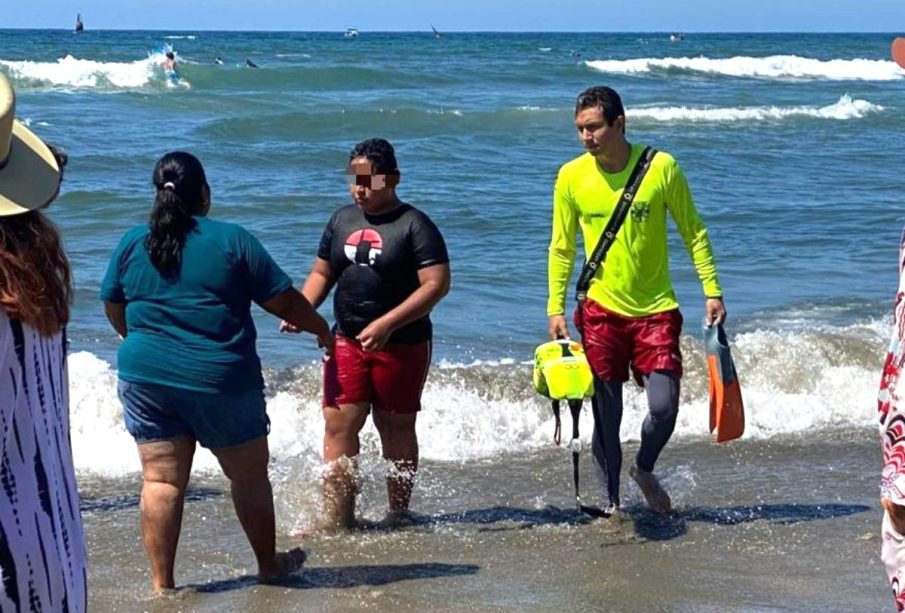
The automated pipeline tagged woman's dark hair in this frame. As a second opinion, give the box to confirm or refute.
[349,138,399,175]
[145,151,208,278]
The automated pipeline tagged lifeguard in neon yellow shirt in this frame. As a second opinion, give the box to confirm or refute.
[547,86,727,515]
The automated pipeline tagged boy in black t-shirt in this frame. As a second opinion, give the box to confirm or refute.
[284,138,450,529]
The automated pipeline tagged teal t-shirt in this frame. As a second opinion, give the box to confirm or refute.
[100,216,292,393]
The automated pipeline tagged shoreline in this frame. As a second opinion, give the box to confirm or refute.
[82,433,889,611]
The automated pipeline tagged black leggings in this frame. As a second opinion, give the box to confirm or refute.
[590,371,679,507]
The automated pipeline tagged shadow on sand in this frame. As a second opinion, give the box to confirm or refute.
[379,502,872,539]
[630,502,873,541]
[184,562,480,593]
[80,487,222,513]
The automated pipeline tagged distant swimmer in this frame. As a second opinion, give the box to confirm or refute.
[245,58,258,68]
[162,51,179,82]
[569,50,582,58]
[161,51,189,88]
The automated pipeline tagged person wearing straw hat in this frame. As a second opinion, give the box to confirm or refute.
[0,72,88,612]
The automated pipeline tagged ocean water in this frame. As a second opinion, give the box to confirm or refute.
[1,30,902,609]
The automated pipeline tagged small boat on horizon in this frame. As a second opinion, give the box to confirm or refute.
[75,13,84,33]
[669,32,685,41]
[343,28,359,38]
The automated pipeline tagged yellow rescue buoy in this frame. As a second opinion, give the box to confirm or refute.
[533,339,594,400]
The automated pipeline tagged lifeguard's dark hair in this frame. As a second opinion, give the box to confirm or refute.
[349,138,399,175]
[145,151,208,278]
[575,86,625,126]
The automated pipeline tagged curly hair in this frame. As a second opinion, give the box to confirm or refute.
[349,138,399,175]
[0,211,72,336]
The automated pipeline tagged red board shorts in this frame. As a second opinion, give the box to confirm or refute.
[323,334,432,413]
[574,298,683,386]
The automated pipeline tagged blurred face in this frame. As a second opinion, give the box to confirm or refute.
[346,156,399,213]
[575,107,624,157]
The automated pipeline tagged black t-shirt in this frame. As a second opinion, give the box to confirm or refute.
[318,203,449,344]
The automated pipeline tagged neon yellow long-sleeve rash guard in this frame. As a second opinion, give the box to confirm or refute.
[547,144,722,318]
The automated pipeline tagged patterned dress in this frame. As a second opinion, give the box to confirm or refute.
[0,310,87,612]
[879,230,905,612]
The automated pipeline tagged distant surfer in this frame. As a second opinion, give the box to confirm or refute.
[245,58,258,69]
[546,85,727,516]
[162,51,179,83]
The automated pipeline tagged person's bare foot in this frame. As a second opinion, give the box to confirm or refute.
[258,548,307,584]
[629,465,672,514]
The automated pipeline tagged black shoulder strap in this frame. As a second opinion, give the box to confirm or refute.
[575,146,657,303]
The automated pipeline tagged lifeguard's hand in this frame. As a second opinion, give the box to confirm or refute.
[704,298,726,327]
[548,315,570,340]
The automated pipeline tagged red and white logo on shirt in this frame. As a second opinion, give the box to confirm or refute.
[344,229,383,266]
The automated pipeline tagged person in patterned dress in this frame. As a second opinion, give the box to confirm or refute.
[0,72,87,612]
[879,228,905,612]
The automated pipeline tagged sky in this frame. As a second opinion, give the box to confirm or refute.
[6,0,905,32]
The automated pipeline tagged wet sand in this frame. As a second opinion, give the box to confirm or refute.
[82,431,888,612]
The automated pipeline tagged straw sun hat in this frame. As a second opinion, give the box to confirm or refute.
[0,72,61,217]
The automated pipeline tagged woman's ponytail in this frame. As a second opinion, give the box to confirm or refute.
[144,152,209,278]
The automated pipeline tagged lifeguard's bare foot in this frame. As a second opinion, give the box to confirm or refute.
[629,465,672,514]
[258,548,307,584]
[378,509,417,530]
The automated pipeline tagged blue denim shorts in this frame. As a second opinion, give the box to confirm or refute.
[117,380,270,450]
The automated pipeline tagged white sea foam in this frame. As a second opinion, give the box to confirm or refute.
[585,55,905,81]
[630,94,882,123]
[0,53,168,90]
[67,317,885,477]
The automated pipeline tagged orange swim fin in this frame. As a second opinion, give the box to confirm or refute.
[892,37,905,70]
[703,322,744,443]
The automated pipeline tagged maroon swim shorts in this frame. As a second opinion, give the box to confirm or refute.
[323,335,432,413]
[574,298,683,386]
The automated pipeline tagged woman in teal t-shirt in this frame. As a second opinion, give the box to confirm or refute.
[101,151,333,591]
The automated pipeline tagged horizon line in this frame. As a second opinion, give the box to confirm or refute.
[1,27,902,35]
